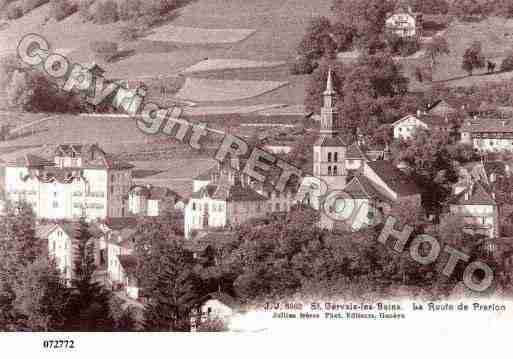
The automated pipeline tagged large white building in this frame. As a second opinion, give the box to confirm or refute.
[460,118,513,152]
[4,144,134,220]
[184,167,268,239]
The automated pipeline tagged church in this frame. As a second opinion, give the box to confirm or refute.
[311,69,422,231]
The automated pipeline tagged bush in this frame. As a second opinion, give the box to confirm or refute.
[92,0,118,24]
[6,2,22,19]
[289,56,316,75]
[49,0,76,21]
[20,0,48,14]
[90,40,118,62]
[501,53,513,72]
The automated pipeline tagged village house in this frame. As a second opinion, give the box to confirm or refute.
[128,184,183,216]
[448,181,499,238]
[184,165,268,239]
[3,144,134,220]
[460,118,513,152]
[391,113,455,140]
[426,98,469,117]
[385,2,422,39]
[105,220,140,299]
[191,292,242,331]
[35,221,104,284]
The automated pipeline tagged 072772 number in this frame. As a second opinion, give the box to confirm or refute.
[43,340,75,349]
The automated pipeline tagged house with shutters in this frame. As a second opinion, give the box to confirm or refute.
[128,184,182,216]
[448,181,499,238]
[3,144,134,220]
[385,2,422,39]
[460,118,513,152]
[184,168,268,239]
[36,221,104,284]
[391,113,457,140]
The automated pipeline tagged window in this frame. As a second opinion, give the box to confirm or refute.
[52,201,59,208]
[334,152,338,162]
[327,152,332,162]
[275,203,280,211]
[192,202,196,211]
[333,166,338,175]
[328,166,332,176]
[52,241,55,252]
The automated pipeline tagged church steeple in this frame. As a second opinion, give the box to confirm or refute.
[320,68,339,136]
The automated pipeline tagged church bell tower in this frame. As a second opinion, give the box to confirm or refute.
[313,69,347,191]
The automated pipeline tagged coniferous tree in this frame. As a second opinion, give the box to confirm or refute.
[140,239,203,331]
[62,219,115,331]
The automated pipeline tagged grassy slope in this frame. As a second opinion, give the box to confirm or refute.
[432,17,513,87]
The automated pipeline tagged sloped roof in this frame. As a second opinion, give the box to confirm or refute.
[104,217,138,231]
[35,224,56,239]
[346,142,368,160]
[460,118,513,133]
[184,231,237,252]
[450,181,496,206]
[129,185,181,200]
[118,254,137,275]
[314,135,346,147]
[203,292,241,310]
[190,176,266,202]
[6,154,55,167]
[194,166,217,181]
[344,176,393,203]
[367,160,420,197]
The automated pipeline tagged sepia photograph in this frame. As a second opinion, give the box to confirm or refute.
[0,0,513,356]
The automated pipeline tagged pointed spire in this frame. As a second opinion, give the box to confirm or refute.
[324,67,335,96]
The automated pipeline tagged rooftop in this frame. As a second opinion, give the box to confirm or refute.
[367,160,420,197]
[460,118,513,133]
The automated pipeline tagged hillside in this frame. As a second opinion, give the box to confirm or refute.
[0,0,333,109]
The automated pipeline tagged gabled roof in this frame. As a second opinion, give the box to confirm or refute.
[345,175,394,203]
[450,181,496,206]
[6,154,54,167]
[190,177,266,203]
[367,160,420,197]
[314,135,346,147]
[37,221,104,239]
[346,142,368,160]
[35,224,56,239]
[202,292,241,310]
